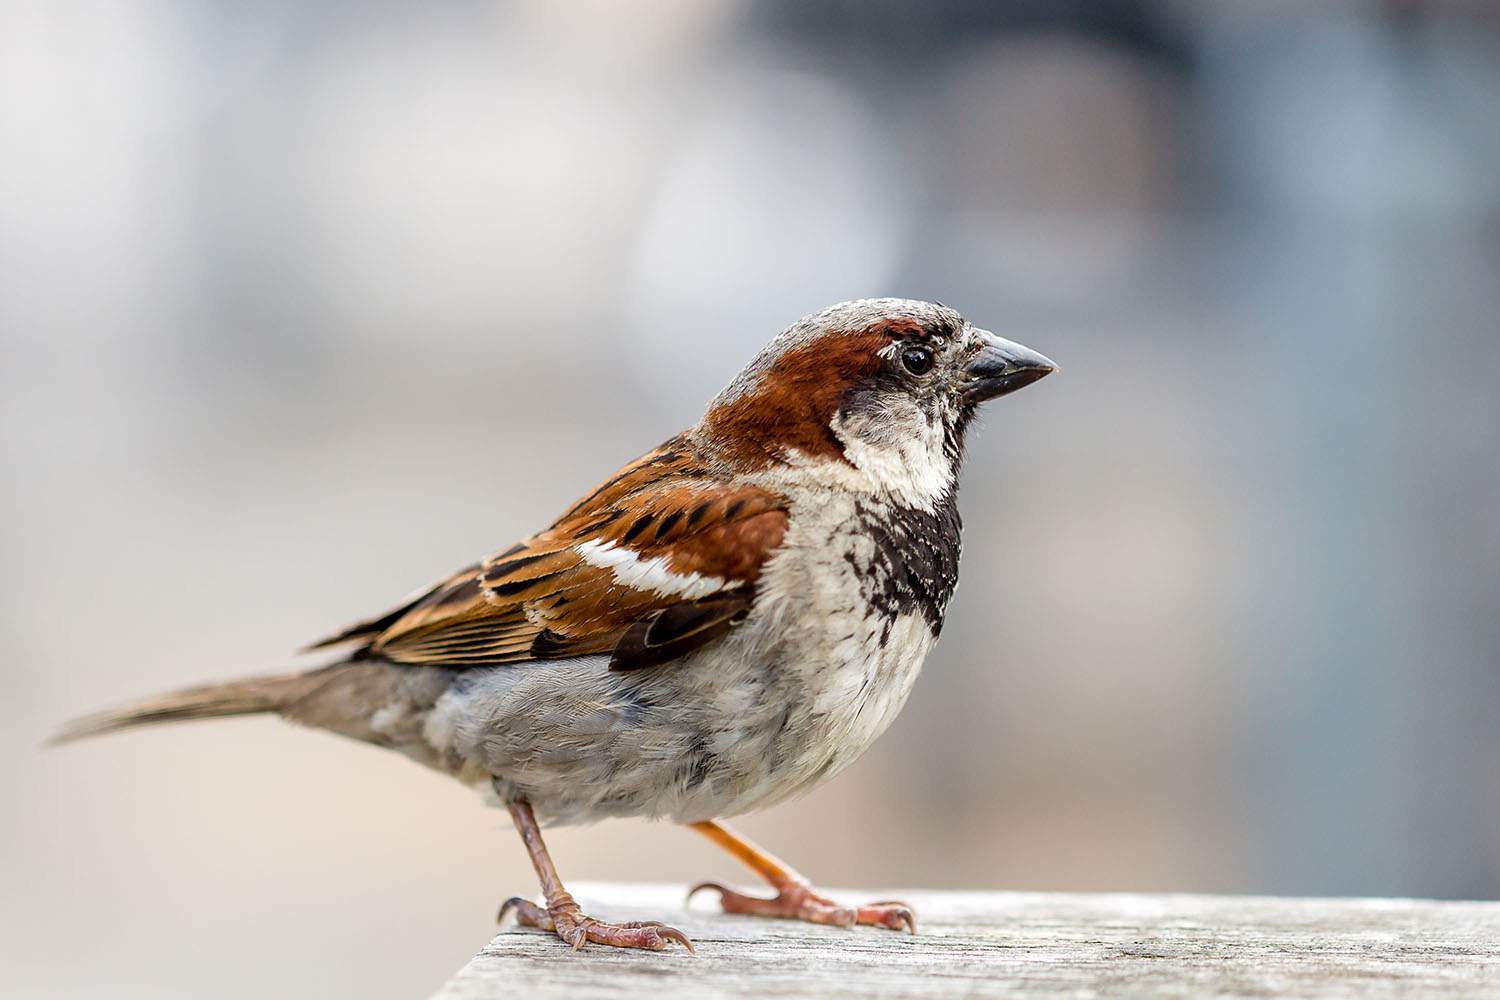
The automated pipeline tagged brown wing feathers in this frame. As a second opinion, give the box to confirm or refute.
[302,564,481,651]
[308,437,789,671]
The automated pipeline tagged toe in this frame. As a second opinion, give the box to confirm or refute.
[580,918,694,952]
[498,897,555,931]
[809,902,858,928]
[857,901,917,932]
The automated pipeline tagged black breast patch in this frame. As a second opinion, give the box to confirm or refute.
[848,493,962,634]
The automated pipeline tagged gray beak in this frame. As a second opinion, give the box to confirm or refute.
[963,330,1058,403]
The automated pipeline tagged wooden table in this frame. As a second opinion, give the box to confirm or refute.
[433,882,1500,998]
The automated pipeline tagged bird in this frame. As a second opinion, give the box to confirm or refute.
[54,298,1056,953]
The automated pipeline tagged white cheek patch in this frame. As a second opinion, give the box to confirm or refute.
[827,407,954,511]
[575,538,730,599]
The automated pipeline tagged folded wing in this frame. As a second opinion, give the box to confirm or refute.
[308,435,789,672]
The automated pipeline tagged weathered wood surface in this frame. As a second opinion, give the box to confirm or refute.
[433,882,1500,999]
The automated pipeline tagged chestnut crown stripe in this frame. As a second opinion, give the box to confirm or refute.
[697,331,889,469]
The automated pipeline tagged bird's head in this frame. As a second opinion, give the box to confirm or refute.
[695,298,1056,508]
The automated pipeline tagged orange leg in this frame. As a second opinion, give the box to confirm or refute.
[687,819,915,932]
[499,799,692,952]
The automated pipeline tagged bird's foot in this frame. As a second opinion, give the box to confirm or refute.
[499,893,693,953]
[689,880,915,932]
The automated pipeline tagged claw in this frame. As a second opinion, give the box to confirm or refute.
[655,925,695,954]
[686,881,728,904]
[497,896,528,925]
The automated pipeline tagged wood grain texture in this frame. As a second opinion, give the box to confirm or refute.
[433,882,1500,999]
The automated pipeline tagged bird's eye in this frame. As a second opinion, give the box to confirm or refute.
[901,344,935,376]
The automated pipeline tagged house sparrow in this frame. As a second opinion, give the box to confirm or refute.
[55,298,1056,952]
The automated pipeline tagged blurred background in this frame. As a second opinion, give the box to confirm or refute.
[4,0,1499,996]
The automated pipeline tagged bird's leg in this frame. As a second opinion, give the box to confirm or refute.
[498,799,692,952]
[686,819,915,932]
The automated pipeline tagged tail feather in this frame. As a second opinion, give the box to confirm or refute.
[50,672,316,745]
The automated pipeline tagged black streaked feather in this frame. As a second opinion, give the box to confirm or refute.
[623,514,655,544]
[654,510,683,540]
[848,494,962,634]
[485,571,565,598]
